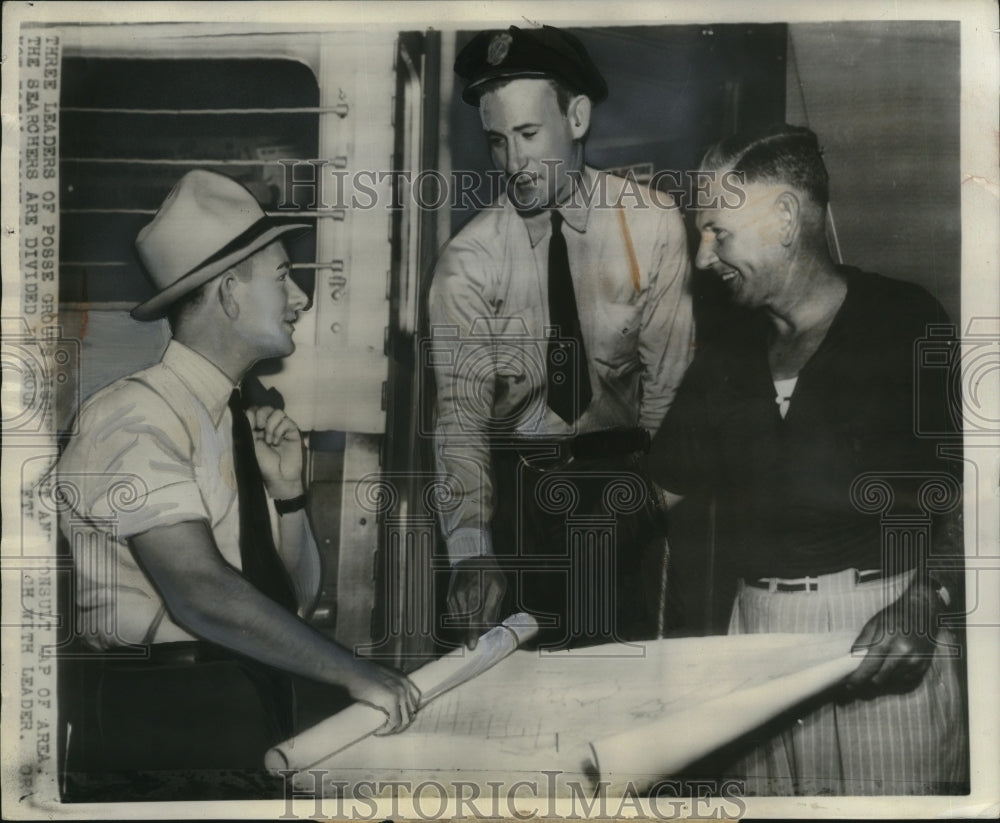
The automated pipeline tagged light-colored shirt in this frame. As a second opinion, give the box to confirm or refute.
[773,376,799,419]
[428,167,694,563]
[54,341,243,649]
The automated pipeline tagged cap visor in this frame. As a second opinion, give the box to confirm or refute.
[462,70,550,104]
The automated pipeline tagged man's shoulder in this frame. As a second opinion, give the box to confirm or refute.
[442,204,512,252]
[683,306,763,381]
[56,359,209,527]
[77,363,164,412]
[592,170,682,213]
[846,267,951,328]
[70,360,191,441]
[585,170,685,243]
[430,205,518,294]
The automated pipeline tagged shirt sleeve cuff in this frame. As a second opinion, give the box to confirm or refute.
[447,527,493,566]
[113,483,210,541]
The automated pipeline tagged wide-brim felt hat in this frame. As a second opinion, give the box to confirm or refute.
[455,25,608,105]
[131,170,309,321]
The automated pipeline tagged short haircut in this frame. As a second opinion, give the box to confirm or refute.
[473,76,576,115]
[701,123,830,209]
[164,256,254,333]
[165,280,210,333]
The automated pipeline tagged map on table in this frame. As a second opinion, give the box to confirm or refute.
[277,630,859,795]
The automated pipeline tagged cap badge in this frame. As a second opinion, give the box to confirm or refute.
[487,32,513,66]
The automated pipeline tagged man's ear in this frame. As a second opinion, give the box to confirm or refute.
[217,271,241,319]
[567,95,592,140]
[774,190,801,247]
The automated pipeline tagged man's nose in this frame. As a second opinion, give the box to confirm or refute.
[287,276,309,311]
[505,140,526,177]
[695,234,718,270]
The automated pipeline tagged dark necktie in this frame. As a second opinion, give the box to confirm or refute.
[546,210,592,423]
[229,389,297,613]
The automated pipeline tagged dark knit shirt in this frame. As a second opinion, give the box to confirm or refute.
[651,266,958,580]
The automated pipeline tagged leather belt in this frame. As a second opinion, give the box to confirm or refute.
[516,427,650,471]
[745,568,885,593]
[108,641,231,667]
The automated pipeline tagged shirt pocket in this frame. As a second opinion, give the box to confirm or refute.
[594,301,643,379]
[493,337,543,420]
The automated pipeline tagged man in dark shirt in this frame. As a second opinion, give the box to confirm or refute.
[651,124,966,795]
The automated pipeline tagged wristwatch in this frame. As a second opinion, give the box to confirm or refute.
[274,493,307,515]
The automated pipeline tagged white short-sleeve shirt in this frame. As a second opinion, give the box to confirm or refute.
[55,341,241,649]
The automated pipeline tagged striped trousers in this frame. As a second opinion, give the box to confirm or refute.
[726,569,968,795]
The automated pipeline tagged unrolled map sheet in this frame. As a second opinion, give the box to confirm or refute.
[278,631,861,795]
[266,612,540,773]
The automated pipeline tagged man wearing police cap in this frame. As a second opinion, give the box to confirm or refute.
[55,170,418,784]
[429,25,694,649]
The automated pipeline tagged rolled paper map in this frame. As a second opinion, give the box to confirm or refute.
[585,652,861,794]
[264,612,539,773]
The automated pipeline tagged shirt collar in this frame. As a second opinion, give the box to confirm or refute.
[161,340,236,427]
[518,166,597,248]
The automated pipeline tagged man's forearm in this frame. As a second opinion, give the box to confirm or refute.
[276,508,322,616]
[131,521,367,692]
[174,563,361,685]
[638,293,694,431]
[428,268,498,564]
[434,430,495,564]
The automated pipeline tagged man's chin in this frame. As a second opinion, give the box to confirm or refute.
[507,185,545,213]
[265,337,296,360]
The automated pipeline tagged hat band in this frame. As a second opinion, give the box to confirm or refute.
[178,215,275,281]
[156,215,292,300]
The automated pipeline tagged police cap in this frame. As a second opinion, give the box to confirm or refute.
[455,25,608,106]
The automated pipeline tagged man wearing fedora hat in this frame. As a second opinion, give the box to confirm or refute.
[429,25,694,649]
[56,170,418,780]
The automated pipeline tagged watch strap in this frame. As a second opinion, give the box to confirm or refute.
[274,493,307,515]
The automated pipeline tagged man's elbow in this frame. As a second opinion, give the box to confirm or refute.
[660,488,685,511]
[650,482,684,512]
[158,567,244,639]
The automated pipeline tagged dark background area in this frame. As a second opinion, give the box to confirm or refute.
[59,58,319,305]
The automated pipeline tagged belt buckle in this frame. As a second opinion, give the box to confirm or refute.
[760,576,818,593]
